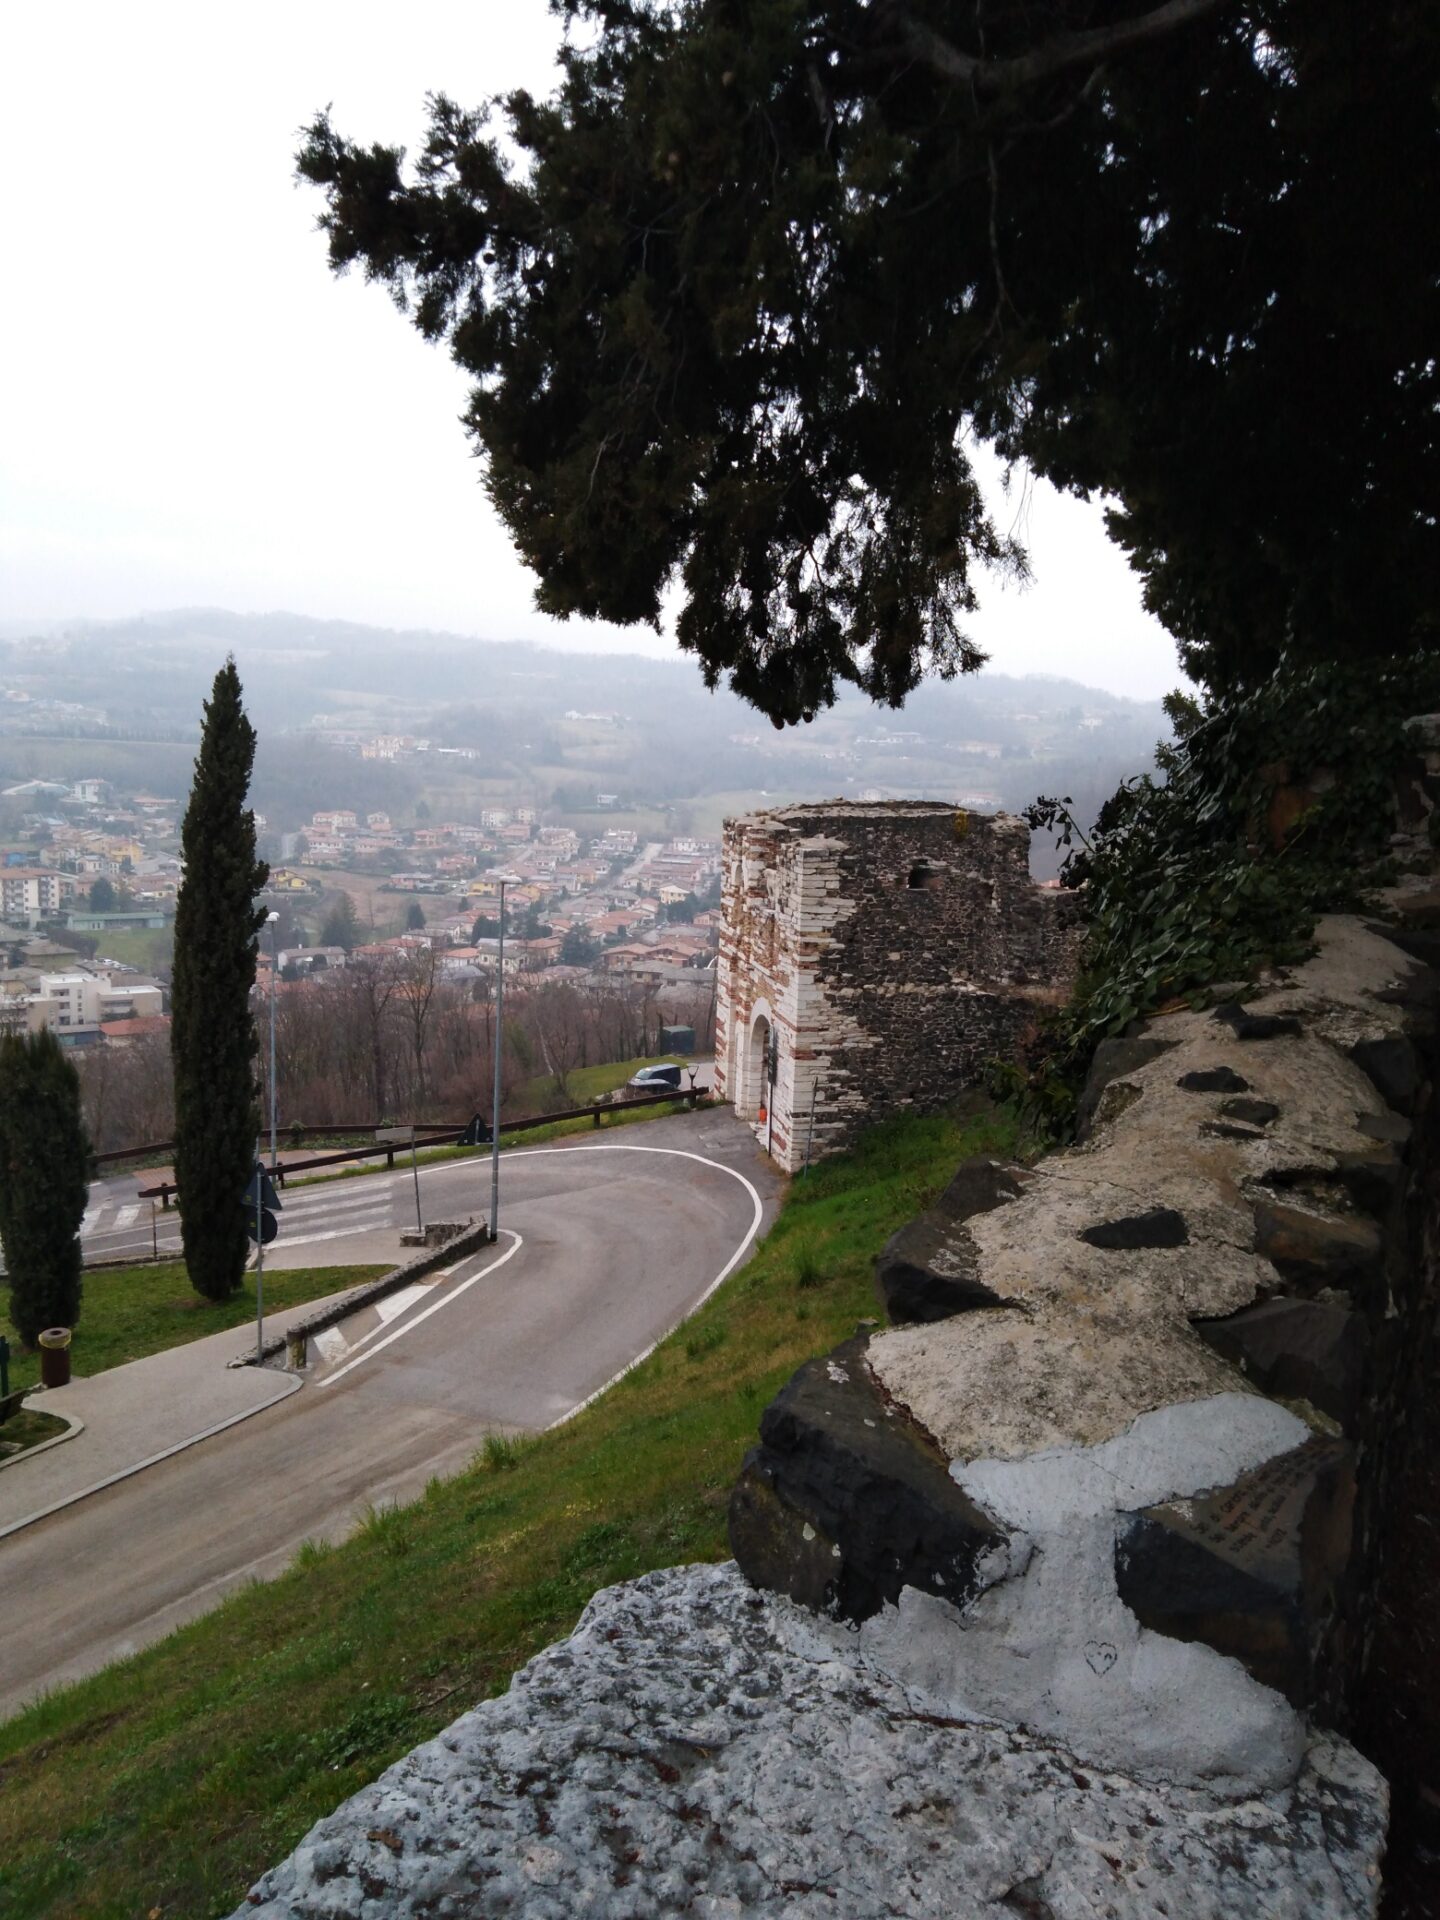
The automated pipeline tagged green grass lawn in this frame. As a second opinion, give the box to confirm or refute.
[0,1264,391,1397]
[79,925,173,973]
[516,1051,688,1111]
[0,1101,1020,1920]
[0,1406,68,1460]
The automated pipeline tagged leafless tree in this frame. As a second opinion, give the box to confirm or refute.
[397,946,441,1109]
[530,982,588,1100]
[346,952,405,1118]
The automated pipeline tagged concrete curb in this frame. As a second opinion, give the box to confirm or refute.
[0,1377,300,1543]
[0,1406,85,1475]
[234,1219,491,1368]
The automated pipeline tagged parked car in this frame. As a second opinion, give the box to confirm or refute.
[627,1063,683,1093]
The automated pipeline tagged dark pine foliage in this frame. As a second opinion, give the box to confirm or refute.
[0,1029,90,1348]
[170,661,269,1302]
[297,0,1437,723]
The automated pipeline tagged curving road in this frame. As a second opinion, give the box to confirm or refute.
[0,1108,779,1722]
[71,1062,718,1271]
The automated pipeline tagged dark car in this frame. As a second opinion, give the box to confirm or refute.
[627,1063,683,1093]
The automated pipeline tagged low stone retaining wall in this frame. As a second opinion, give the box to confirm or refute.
[235,1218,490,1369]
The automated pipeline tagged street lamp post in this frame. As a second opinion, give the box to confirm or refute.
[266,911,280,1170]
[489,879,506,1241]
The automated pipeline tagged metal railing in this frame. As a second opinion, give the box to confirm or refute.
[132,1087,709,1208]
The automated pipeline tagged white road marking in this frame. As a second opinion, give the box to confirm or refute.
[516,1143,765,1428]
[270,1222,398,1251]
[280,1201,391,1229]
[81,1207,102,1234]
[313,1327,349,1366]
[318,1239,522,1387]
[300,1140,765,1415]
[374,1282,432,1325]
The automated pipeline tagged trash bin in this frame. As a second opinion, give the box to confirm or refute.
[38,1327,72,1389]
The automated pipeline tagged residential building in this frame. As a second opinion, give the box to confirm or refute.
[0,867,77,925]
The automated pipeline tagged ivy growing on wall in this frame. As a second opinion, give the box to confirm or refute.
[1008,652,1440,1134]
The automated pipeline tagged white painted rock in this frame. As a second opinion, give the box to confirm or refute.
[235,1563,1385,1919]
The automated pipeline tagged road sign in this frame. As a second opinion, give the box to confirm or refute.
[459,1114,491,1146]
[241,1166,283,1213]
[246,1207,279,1246]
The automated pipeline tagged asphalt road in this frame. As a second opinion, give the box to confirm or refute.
[0,1105,778,1721]
[71,1063,717,1270]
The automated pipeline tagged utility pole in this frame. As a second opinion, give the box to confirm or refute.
[267,911,279,1170]
[489,878,506,1241]
[254,1140,265,1365]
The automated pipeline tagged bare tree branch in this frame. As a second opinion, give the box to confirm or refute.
[884,0,1236,96]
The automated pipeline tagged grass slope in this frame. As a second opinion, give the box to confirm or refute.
[0,1264,391,1397]
[516,1051,687,1110]
[0,1103,1019,1920]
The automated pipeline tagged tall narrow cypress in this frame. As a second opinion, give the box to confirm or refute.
[0,1029,90,1348]
[170,660,269,1301]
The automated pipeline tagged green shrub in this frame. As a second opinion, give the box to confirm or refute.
[1018,651,1440,1130]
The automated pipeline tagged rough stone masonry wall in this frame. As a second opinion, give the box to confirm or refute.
[714,802,1075,1171]
[728,836,1440,1915]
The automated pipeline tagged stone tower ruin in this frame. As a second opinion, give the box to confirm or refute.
[713,801,1076,1170]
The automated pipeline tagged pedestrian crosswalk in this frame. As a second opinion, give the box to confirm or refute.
[76,1175,407,1253]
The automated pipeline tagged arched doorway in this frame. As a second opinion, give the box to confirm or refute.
[739,1004,772,1123]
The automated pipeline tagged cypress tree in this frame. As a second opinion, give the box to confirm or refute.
[170,659,269,1301]
[0,1029,90,1348]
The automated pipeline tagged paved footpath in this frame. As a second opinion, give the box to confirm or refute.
[0,1289,378,1539]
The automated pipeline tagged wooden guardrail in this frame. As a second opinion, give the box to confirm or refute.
[134,1088,709,1208]
[93,1122,447,1168]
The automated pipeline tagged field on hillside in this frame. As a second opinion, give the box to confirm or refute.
[301,869,461,932]
[0,1101,1021,1919]
[83,925,173,972]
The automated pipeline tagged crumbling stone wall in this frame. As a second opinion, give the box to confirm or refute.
[714,802,1076,1170]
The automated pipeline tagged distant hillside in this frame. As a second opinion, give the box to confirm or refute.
[0,609,1175,873]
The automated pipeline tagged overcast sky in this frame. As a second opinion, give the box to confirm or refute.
[0,2,1185,703]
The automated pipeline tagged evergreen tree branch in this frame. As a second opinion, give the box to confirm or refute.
[880,0,1237,95]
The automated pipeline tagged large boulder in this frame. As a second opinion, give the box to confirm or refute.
[235,1563,1389,1920]
[729,1337,1007,1623]
[873,1157,1024,1324]
[1115,1437,1356,1707]
[1196,1297,1370,1430]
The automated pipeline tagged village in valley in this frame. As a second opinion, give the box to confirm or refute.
[0,752,722,1148]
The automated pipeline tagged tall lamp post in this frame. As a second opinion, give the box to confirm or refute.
[489,878,506,1241]
[266,910,279,1170]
